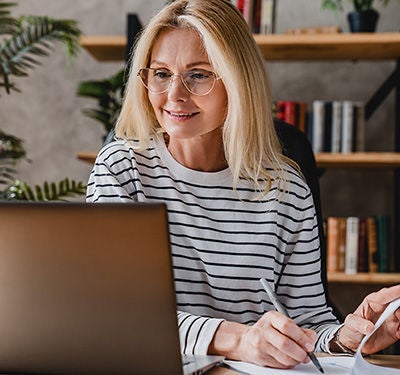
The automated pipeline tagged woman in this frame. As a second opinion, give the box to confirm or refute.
[86,0,400,369]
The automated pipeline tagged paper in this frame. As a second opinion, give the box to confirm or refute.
[352,297,400,375]
[225,356,354,374]
[224,298,400,375]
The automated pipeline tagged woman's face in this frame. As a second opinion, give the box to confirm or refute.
[147,28,228,142]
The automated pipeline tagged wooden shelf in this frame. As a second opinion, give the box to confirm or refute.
[253,32,400,61]
[328,272,400,284]
[77,151,400,168]
[80,32,400,62]
[80,35,126,61]
[77,151,97,164]
[316,152,400,168]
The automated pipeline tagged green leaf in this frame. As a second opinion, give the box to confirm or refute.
[1,178,86,201]
[0,15,82,93]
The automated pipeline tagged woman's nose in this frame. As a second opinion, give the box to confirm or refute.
[167,75,189,101]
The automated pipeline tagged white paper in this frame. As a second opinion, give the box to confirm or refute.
[225,356,354,374]
[224,298,400,375]
[352,297,400,375]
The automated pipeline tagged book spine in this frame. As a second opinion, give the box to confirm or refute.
[366,216,379,273]
[312,100,325,153]
[284,101,297,126]
[242,0,254,27]
[341,100,353,154]
[327,217,339,272]
[297,102,308,134]
[331,101,342,153]
[252,0,262,33]
[345,217,359,274]
[354,101,365,152]
[337,217,347,272]
[323,101,333,152]
[357,218,368,272]
[377,215,390,273]
[260,0,274,34]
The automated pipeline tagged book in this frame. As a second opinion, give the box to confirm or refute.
[354,101,365,152]
[260,0,275,34]
[242,0,254,27]
[252,0,262,33]
[323,101,333,152]
[297,102,308,134]
[357,218,368,272]
[284,101,296,126]
[341,100,354,153]
[331,101,342,153]
[376,215,390,273]
[367,216,379,273]
[337,217,347,272]
[345,217,359,274]
[327,217,339,272]
[312,100,325,153]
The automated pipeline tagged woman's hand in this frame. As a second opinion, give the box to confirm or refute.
[209,311,317,369]
[338,284,400,354]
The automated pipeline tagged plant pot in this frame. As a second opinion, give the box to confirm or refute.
[347,9,379,33]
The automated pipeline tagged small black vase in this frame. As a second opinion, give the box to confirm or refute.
[347,9,379,32]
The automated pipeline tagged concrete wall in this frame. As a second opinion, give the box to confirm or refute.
[1,0,399,228]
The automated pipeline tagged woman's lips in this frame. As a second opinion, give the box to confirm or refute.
[164,109,199,121]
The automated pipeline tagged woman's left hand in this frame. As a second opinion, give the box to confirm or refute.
[338,284,400,354]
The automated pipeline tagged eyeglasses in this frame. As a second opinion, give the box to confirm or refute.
[137,67,221,96]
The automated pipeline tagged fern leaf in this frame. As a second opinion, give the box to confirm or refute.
[0,15,82,93]
[1,178,86,201]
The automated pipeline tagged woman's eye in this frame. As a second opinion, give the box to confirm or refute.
[190,71,209,80]
[154,70,171,79]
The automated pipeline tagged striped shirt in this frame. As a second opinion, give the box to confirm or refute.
[86,134,339,355]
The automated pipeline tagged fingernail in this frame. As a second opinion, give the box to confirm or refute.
[305,343,314,352]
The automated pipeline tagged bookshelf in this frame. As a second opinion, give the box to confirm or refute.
[79,32,400,284]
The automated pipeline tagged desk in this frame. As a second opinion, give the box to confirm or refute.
[208,355,400,374]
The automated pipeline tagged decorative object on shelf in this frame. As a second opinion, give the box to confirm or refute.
[321,0,390,32]
[0,0,85,201]
[77,69,124,139]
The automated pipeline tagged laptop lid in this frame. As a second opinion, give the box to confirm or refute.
[0,202,187,375]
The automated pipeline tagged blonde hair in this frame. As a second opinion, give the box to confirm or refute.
[115,0,296,193]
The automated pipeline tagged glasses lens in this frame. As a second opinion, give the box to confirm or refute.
[183,69,216,95]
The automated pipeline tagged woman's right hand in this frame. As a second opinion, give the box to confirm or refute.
[209,311,317,369]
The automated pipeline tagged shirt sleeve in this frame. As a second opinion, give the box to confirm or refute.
[276,183,340,352]
[86,143,136,203]
[177,311,224,355]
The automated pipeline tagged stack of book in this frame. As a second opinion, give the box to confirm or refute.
[273,100,365,154]
[232,0,276,34]
[311,100,365,154]
[325,216,393,274]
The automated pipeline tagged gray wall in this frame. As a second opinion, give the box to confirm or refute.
[1,0,399,221]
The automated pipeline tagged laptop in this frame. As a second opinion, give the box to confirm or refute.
[0,202,223,375]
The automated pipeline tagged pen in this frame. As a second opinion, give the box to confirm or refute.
[259,278,324,374]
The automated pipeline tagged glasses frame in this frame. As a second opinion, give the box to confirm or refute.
[137,67,221,96]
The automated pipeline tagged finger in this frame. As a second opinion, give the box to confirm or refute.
[303,328,318,344]
[364,285,400,307]
[267,312,314,360]
[344,313,375,335]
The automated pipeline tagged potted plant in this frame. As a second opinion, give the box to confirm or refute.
[0,0,86,201]
[322,0,390,32]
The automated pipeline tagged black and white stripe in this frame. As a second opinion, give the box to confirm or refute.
[87,135,339,355]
